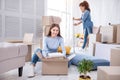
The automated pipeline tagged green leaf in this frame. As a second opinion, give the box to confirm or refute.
[77,59,94,76]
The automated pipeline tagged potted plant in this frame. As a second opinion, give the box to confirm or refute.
[77,59,94,80]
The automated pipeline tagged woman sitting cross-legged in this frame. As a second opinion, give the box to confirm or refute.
[28,24,67,77]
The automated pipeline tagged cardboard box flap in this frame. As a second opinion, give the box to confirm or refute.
[42,58,68,62]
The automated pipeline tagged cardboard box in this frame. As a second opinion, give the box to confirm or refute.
[111,24,120,44]
[95,42,120,61]
[42,58,68,75]
[100,26,117,43]
[42,16,53,26]
[42,16,61,26]
[88,34,101,56]
[116,25,120,43]
[97,66,120,80]
[93,26,101,34]
[110,47,120,66]
[88,43,96,56]
[44,25,50,36]
[89,34,101,42]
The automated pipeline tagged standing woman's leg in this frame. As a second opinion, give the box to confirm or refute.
[82,28,88,49]
[86,27,93,47]
[87,26,93,34]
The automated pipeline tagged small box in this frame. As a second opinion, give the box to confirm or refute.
[89,34,101,56]
[88,43,96,56]
[42,58,68,75]
[116,25,120,43]
[42,16,53,26]
[95,42,120,61]
[110,47,120,66]
[93,26,101,34]
[42,16,61,26]
[100,26,117,43]
[97,66,120,80]
[89,34,101,42]
[111,24,120,44]
[44,26,50,36]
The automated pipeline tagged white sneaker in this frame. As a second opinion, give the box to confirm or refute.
[28,65,35,78]
[80,48,85,53]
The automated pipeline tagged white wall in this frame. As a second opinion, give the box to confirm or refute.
[0,0,46,42]
[73,0,120,33]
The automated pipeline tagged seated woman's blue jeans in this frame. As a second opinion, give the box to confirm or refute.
[31,48,42,65]
[31,48,72,67]
[82,27,93,49]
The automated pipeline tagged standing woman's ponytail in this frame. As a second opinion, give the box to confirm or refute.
[79,1,90,12]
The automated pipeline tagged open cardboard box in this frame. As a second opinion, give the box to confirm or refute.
[110,47,120,66]
[116,25,120,43]
[42,57,68,75]
[100,25,117,43]
[89,33,101,56]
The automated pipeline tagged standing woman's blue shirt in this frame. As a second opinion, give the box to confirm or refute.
[80,10,93,49]
[81,10,93,29]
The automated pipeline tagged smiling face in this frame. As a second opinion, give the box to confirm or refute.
[47,24,61,37]
[80,6,85,12]
[50,26,59,37]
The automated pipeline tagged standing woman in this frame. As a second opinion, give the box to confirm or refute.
[73,1,93,50]
[28,24,66,77]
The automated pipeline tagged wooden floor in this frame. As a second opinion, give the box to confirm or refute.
[0,62,97,80]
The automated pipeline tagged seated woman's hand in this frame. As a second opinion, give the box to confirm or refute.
[45,56,52,59]
[73,17,75,20]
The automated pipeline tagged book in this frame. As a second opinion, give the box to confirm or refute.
[48,52,64,58]
[67,54,76,61]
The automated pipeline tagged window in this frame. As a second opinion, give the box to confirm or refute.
[47,0,73,44]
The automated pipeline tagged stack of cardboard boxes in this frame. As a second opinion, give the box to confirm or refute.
[97,47,120,80]
[91,25,120,80]
[110,47,120,66]
[115,24,120,43]
[89,24,120,60]
[100,25,120,43]
[89,26,101,56]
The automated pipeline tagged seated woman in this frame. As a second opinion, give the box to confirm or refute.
[28,24,66,77]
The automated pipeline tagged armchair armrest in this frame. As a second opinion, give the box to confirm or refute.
[7,40,23,43]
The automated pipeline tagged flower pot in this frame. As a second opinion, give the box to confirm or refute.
[79,75,91,80]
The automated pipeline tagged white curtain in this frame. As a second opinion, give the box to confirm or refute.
[47,0,73,46]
